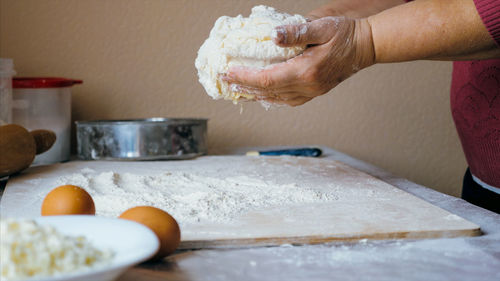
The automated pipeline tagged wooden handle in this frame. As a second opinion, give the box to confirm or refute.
[0,124,36,177]
[0,125,56,177]
[30,129,56,155]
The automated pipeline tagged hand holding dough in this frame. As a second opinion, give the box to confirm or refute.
[195,5,307,105]
[223,17,376,107]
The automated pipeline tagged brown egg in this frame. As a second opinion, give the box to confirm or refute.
[41,185,95,216]
[119,206,181,260]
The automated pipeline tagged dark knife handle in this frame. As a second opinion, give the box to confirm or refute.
[258,148,322,157]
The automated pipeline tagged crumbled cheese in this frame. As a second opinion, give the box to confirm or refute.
[0,219,114,280]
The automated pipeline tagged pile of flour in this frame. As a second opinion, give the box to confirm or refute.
[55,168,337,226]
[195,5,307,104]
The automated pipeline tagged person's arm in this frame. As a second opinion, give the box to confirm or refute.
[368,0,500,62]
[308,0,405,19]
[224,0,500,106]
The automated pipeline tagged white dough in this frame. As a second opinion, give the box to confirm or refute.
[195,5,307,103]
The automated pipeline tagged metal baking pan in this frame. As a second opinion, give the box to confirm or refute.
[76,118,207,160]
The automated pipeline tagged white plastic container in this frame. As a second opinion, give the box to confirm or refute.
[0,58,16,125]
[12,78,82,164]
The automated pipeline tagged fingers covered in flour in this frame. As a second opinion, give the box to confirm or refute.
[272,17,343,47]
[224,61,301,92]
[222,16,375,107]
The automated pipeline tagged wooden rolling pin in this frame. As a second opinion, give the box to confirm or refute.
[0,124,56,177]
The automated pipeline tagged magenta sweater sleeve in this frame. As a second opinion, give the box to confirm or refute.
[406,0,500,46]
[474,0,500,46]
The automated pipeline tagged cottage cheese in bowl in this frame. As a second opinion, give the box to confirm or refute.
[0,219,114,280]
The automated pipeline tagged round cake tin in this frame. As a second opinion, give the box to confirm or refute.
[76,118,207,160]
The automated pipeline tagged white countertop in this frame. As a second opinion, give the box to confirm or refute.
[1,146,499,281]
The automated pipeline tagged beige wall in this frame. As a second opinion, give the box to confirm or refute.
[0,0,467,196]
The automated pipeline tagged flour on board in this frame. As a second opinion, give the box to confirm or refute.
[55,169,338,227]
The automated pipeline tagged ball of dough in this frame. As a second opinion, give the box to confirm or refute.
[41,185,95,216]
[119,206,181,260]
[195,5,307,104]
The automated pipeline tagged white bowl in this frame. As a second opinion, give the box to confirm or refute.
[23,216,159,281]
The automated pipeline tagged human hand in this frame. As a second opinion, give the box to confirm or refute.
[223,17,375,106]
[308,0,406,19]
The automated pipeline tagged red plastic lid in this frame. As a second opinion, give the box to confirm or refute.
[13,77,83,88]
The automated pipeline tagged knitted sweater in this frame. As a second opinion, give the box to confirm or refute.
[408,0,500,187]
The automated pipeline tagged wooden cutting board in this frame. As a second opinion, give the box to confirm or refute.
[0,156,480,249]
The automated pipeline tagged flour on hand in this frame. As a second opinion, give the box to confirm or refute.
[195,5,307,104]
